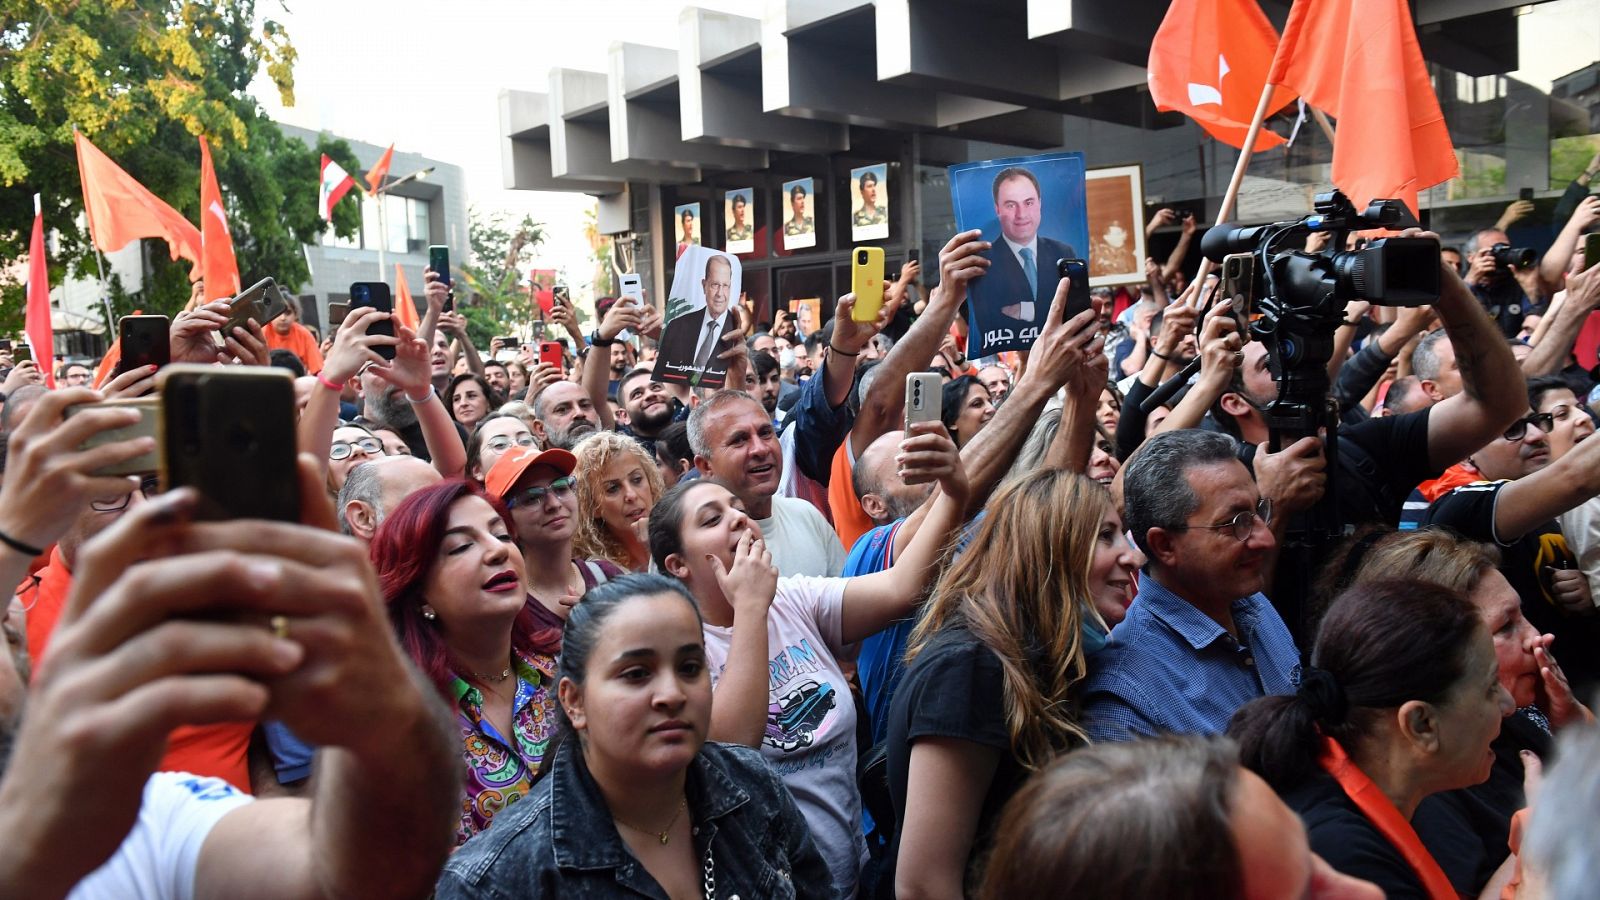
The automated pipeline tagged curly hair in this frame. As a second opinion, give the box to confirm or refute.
[570,431,665,571]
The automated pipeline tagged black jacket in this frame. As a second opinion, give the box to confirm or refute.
[437,738,832,899]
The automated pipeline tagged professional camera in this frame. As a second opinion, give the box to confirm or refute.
[1490,242,1536,270]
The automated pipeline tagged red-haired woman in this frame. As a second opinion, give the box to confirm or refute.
[371,479,562,845]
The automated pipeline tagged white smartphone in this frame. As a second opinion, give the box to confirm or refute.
[905,373,942,428]
[617,273,645,341]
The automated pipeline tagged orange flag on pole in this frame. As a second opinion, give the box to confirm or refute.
[394,265,421,331]
[1147,0,1298,151]
[26,194,57,389]
[75,131,202,267]
[199,138,241,302]
[365,144,395,193]
[1268,0,1458,214]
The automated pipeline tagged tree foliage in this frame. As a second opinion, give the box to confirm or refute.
[458,208,545,348]
[0,0,361,337]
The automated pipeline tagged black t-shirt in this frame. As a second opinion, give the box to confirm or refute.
[1282,771,1429,899]
[884,625,1026,894]
[1421,480,1600,693]
[1415,710,1552,896]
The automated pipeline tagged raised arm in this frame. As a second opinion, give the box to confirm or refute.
[1423,234,1530,470]
[1045,345,1110,473]
[297,308,396,473]
[824,292,891,410]
[1538,196,1600,296]
[1153,299,1241,435]
[1490,434,1600,541]
[1162,213,1197,281]
[439,311,484,377]
[370,324,467,478]
[582,301,645,431]
[851,232,985,457]
[1523,261,1600,376]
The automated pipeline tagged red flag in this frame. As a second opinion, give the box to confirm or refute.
[319,154,357,221]
[26,195,56,389]
[74,131,201,267]
[199,138,241,302]
[1268,0,1459,213]
[365,144,395,193]
[394,265,421,331]
[530,268,557,316]
[1147,0,1297,151]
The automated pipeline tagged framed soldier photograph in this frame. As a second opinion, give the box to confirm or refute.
[1085,164,1147,288]
[781,177,816,250]
[724,188,755,254]
[850,163,888,242]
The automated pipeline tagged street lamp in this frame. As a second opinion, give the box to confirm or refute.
[372,166,434,280]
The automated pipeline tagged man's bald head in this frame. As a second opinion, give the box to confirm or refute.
[339,456,442,541]
[852,429,934,525]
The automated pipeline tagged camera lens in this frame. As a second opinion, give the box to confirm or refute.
[353,284,368,302]
[859,251,869,265]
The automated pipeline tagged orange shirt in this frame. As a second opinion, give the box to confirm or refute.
[21,551,254,791]
[828,442,876,551]
[264,322,324,374]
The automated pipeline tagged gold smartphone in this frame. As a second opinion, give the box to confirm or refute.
[1220,252,1256,334]
[64,396,161,477]
[223,277,290,337]
[160,365,300,522]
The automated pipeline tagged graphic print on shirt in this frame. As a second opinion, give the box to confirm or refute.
[764,639,838,753]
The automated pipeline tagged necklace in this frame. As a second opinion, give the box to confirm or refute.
[614,797,687,845]
[469,665,513,684]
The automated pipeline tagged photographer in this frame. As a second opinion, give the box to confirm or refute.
[1464,227,1545,339]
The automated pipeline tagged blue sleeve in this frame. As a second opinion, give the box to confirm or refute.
[785,364,855,486]
[1080,684,1160,743]
[261,721,316,785]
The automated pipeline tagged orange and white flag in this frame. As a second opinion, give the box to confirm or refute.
[1147,0,1297,151]
[199,138,241,301]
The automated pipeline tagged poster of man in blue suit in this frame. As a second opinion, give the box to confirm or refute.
[948,151,1088,357]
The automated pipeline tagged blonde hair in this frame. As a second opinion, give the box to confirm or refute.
[1349,528,1500,596]
[907,468,1106,769]
[571,431,665,570]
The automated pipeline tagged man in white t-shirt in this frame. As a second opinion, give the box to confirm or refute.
[689,391,847,576]
[0,481,458,898]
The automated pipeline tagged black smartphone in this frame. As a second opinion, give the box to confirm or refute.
[1519,187,1535,202]
[1054,258,1092,321]
[1584,232,1600,270]
[13,345,31,364]
[349,281,396,360]
[0,340,11,352]
[428,245,451,288]
[160,365,300,523]
[117,315,171,375]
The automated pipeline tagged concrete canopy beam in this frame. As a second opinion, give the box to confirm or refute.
[680,7,848,153]
[1027,0,1164,69]
[499,90,624,193]
[549,68,701,184]
[607,42,770,170]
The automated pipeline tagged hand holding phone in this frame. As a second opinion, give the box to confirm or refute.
[64,396,161,476]
[348,282,396,361]
[539,341,565,370]
[1053,258,1092,322]
[223,278,289,338]
[851,247,886,322]
[905,373,942,428]
[160,365,300,522]
[117,315,171,376]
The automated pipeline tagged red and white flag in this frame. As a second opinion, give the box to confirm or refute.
[26,194,56,388]
[319,154,357,221]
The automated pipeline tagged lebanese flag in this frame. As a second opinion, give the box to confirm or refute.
[365,143,395,193]
[199,138,241,302]
[394,264,421,331]
[74,131,202,267]
[1147,0,1297,151]
[26,195,56,389]
[1269,0,1459,213]
[319,154,357,221]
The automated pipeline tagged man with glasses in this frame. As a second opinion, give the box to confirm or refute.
[1082,429,1302,742]
[1421,399,1600,694]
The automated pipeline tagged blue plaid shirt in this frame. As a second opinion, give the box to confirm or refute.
[1081,573,1301,742]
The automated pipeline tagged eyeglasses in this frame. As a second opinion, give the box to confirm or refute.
[90,475,163,513]
[1503,412,1553,442]
[484,434,537,454]
[1175,497,1273,542]
[507,475,577,508]
[330,436,384,461]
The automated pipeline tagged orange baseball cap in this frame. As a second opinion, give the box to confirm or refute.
[484,446,577,501]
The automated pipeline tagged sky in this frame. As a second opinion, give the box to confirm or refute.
[249,0,765,285]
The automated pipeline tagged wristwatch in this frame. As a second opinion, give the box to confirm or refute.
[589,330,616,347]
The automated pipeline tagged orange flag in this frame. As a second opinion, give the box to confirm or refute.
[75,131,202,267]
[394,265,421,331]
[199,138,241,302]
[1147,0,1297,151]
[365,143,395,193]
[26,195,56,389]
[1268,0,1458,214]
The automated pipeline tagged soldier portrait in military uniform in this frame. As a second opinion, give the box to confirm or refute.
[1084,164,1147,288]
[724,188,755,254]
[674,203,701,260]
[850,163,889,241]
[782,177,816,250]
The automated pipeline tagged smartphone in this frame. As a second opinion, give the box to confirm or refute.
[539,341,564,369]
[1519,187,1535,202]
[1584,232,1600,270]
[327,302,350,328]
[905,373,942,428]
[907,248,920,266]
[1220,252,1256,334]
[160,365,300,523]
[223,277,290,337]
[428,245,451,288]
[64,396,161,476]
[348,281,395,361]
[553,284,570,307]
[117,315,170,374]
[1054,258,1092,321]
[531,320,548,342]
[0,340,11,352]
[618,273,644,341]
[851,247,886,322]
[13,345,31,364]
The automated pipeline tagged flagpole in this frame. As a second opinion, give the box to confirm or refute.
[1311,108,1336,144]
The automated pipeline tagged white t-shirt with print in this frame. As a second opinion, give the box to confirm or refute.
[701,575,865,896]
[69,772,253,900]
[758,495,847,578]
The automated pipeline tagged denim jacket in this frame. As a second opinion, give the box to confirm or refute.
[436,738,833,899]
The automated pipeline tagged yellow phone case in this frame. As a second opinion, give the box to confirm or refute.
[851,247,886,322]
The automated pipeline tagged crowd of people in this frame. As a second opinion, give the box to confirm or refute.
[2,171,1600,898]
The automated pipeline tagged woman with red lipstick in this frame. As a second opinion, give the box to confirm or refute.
[437,573,832,897]
[1229,580,1513,899]
[886,470,1135,898]
[483,445,622,629]
[571,431,665,573]
[372,479,564,845]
